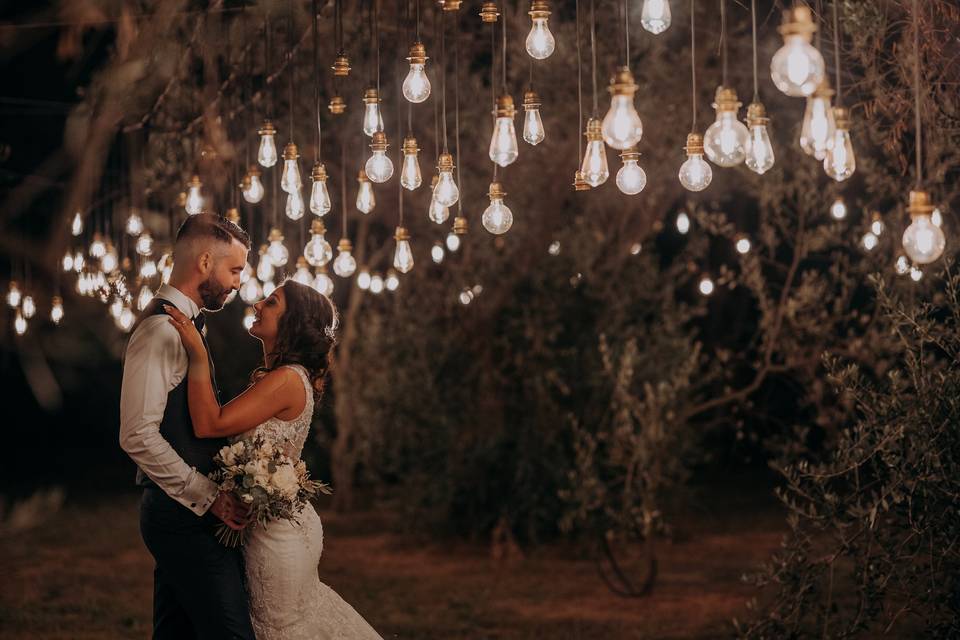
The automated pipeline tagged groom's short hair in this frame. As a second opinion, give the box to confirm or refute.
[173,213,251,259]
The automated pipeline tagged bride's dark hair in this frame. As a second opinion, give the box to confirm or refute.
[252,280,338,398]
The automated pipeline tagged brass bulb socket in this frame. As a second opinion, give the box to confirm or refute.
[311,163,328,181]
[495,94,516,118]
[188,175,202,188]
[584,117,603,141]
[573,170,591,190]
[453,216,468,234]
[712,86,742,113]
[259,244,269,255]
[437,152,456,172]
[239,173,252,189]
[813,79,835,99]
[619,147,640,162]
[332,54,351,77]
[52,295,62,306]
[406,42,428,65]
[487,182,507,199]
[369,131,389,151]
[296,256,308,269]
[283,142,299,160]
[778,5,816,39]
[225,208,240,224]
[267,228,284,242]
[443,0,462,11]
[746,102,770,127]
[357,169,370,182]
[529,0,550,20]
[608,66,638,96]
[337,238,353,252]
[479,1,500,22]
[258,120,276,136]
[402,136,419,154]
[248,165,261,177]
[363,88,380,104]
[523,90,541,109]
[328,95,346,114]
[311,219,327,234]
[394,226,411,242]
[908,190,935,218]
[833,106,851,129]
[684,132,705,155]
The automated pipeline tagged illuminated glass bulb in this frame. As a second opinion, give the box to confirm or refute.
[257,120,278,168]
[136,232,153,256]
[14,309,26,335]
[62,251,74,272]
[280,142,302,194]
[304,219,333,267]
[356,170,376,214]
[240,263,252,285]
[140,259,157,279]
[429,195,450,224]
[830,197,847,220]
[525,1,555,59]
[615,148,647,195]
[393,226,414,274]
[698,276,715,296]
[126,211,144,236]
[861,231,878,251]
[735,236,752,254]
[459,288,474,305]
[433,154,460,207]
[239,276,263,304]
[481,182,514,235]
[357,269,372,290]
[895,255,910,276]
[239,168,262,204]
[403,43,431,103]
[770,6,825,97]
[446,232,461,252]
[118,304,134,332]
[89,233,106,258]
[800,82,835,159]
[641,0,672,34]
[21,295,35,319]
[137,285,154,311]
[109,297,123,319]
[362,88,384,137]
[73,251,85,273]
[243,307,256,331]
[910,266,923,282]
[71,211,84,236]
[365,132,395,183]
[431,242,445,264]
[489,95,519,167]
[676,211,691,234]
[902,190,946,265]
[159,253,172,283]
[309,163,332,216]
[385,270,400,292]
[285,189,305,220]
[580,118,609,187]
[401,137,422,190]
[50,296,64,324]
[630,242,642,255]
[678,133,713,192]
[266,228,289,267]
[601,68,644,150]
[333,239,357,277]
[184,175,203,215]
[263,280,276,298]
[522,91,545,146]
[704,87,749,167]
[101,241,119,273]
[369,273,384,295]
[312,267,334,296]
[823,108,856,182]
[292,257,313,285]
[745,102,776,175]
[870,214,884,237]
[932,208,943,227]
[549,240,561,255]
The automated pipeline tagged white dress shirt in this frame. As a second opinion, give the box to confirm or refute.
[119,283,218,516]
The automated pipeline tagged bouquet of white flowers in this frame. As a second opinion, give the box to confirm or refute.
[208,434,332,547]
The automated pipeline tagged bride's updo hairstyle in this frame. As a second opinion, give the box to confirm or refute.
[252,280,339,398]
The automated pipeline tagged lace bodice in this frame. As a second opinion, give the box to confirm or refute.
[235,365,314,460]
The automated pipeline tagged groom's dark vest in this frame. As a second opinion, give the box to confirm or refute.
[128,298,226,489]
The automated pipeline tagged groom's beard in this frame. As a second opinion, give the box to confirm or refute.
[198,276,230,311]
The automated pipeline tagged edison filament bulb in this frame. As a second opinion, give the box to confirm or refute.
[401,136,422,191]
[601,67,643,150]
[285,189,305,220]
[616,148,647,195]
[356,170,376,214]
[580,118,609,187]
[522,91,545,146]
[525,0,556,60]
[185,175,203,215]
[902,190,946,265]
[365,131,395,183]
[641,0,672,34]
[292,257,313,286]
[266,228,289,267]
[823,107,856,182]
[433,153,460,207]
[393,226,414,274]
[489,95,520,168]
[309,163,332,216]
[800,81,835,160]
[6,281,21,307]
[333,238,357,277]
[481,182,514,235]
[745,102,776,175]
[704,87,749,167]
[280,142,302,194]
[257,120,278,168]
[770,6,825,97]
[362,88,384,137]
[678,133,713,192]
[830,197,847,220]
[136,232,153,257]
[304,219,333,267]
[403,43,431,103]
[71,211,84,236]
[51,296,64,324]
[126,211,144,236]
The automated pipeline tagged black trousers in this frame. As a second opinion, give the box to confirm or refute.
[139,488,256,640]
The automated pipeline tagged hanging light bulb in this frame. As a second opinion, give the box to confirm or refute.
[355,170,376,214]
[118,304,135,332]
[522,91,546,146]
[125,211,144,236]
[184,175,203,215]
[871,212,884,237]
[572,170,591,191]
[137,285,154,311]
[109,297,124,320]
[393,226,414,274]
[698,276,715,296]
[285,189,306,221]
[823,107,856,182]
[362,88,385,137]
[580,118,609,187]
[679,133,713,192]
[641,0,672,34]
[615,148,647,195]
[258,120,278,167]
[427,175,449,224]
[312,266,334,296]
[304,219,333,267]
[292,256,313,285]
[89,233,106,258]
[243,166,266,204]
[280,142,302,194]
[385,270,400,292]
[489,95,520,167]
[62,251,74,272]
[745,102,776,175]
[136,232,153,256]
[21,295,35,319]
[800,81,835,159]
[239,276,263,304]
[446,231,461,252]
[309,163,332,216]
[365,132,395,183]
[770,5,825,97]
[71,211,84,236]
[50,295,64,324]
[861,231,879,251]
[909,265,923,282]
[243,307,256,330]
[13,309,26,335]
[72,251,85,273]
[266,228,289,267]
[263,279,277,298]
[704,87,750,167]
[357,269,372,290]
[101,240,119,273]
[431,242,445,264]
[735,235,752,254]
[601,67,644,150]
[676,211,691,234]
[140,258,158,279]
[332,53,352,78]
[894,255,910,275]
[481,182,514,235]
[830,197,847,220]
[401,136,422,190]
[525,0,556,59]
[403,42,431,103]
[902,190,946,265]
[369,273,385,295]
[433,153,460,207]
[333,238,357,277]
[158,252,172,283]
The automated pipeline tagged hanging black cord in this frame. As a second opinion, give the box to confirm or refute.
[441,9,448,153]
[623,0,630,65]
[265,11,272,121]
[313,0,321,160]
[576,0,584,158]
[397,52,405,227]
[913,0,922,188]
[690,0,697,131]
[406,0,413,135]
[375,0,381,94]
[832,0,841,105]
[492,7,499,182]
[433,6,440,161]
[720,0,728,88]
[288,0,294,143]
[751,0,759,102]
[454,6,464,217]
[589,0,598,116]
[501,1,507,93]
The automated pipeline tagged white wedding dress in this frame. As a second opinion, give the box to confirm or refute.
[238,365,382,640]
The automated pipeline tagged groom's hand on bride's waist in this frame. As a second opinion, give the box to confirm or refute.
[210,491,252,530]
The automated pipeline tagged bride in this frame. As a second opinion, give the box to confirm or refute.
[165,280,381,640]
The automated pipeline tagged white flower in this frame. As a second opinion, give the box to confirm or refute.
[270,463,300,499]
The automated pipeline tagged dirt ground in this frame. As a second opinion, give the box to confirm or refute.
[1,491,787,639]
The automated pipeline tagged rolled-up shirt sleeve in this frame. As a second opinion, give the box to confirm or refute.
[119,316,218,516]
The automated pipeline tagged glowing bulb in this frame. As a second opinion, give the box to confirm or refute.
[861,232,878,251]
[830,198,847,220]
[101,243,118,273]
[73,251,85,273]
[902,192,946,264]
[459,289,474,305]
[489,95,519,167]
[21,295,35,319]
[698,277,715,296]
[676,212,691,234]
[823,108,856,182]
[385,271,400,292]
[243,307,256,330]
[285,190,305,220]
[433,154,460,207]
[118,305,134,332]
[304,221,333,267]
[525,2,555,59]
[263,280,276,298]
[125,212,144,236]
[704,88,749,167]
[580,118,609,187]
[429,195,450,224]
[736,237,751,254]
[601,68,643,150]
[243,168,266,204]
[365,132,395,183]
[403,43,431,103]
[62,251,74,272]
[136,232,153,256]
[362,88,384,137]
[333,239,357,277]
[615,149,646,195]
[745,103,775,175]
[266,229,289,267]
[89,234,106,258]
[357,269,372,290]
[522,91,546,146]
[401,137,422,190]
[356,170,376,214]
[446,232,461,252]
[549,240,561,255]
[140,259,157,279]
[309,164,332,216]
[137,285,154,311]
[641,0,672,34]
[431,243,445,264]
[280,143,302,194]
[239,277,262,304]
[895,255,910,275]
[109,297,123,320]
[393,227,414,274]
[71,212,83,236]
[292,259,313,285]
[679,134,713,192]
[770,7,824,97]
[871,215,884,237]
[910,266,923,282]
[14,309,26,335]
[50,296,64,324]
[800,83,835,159]
[932,208,943,227]
[630,242,642,255]
[369,274,385,295]
[482,183,514,235]
[185,176,203,215]
[313,269,334,296]
[258,121,278,168]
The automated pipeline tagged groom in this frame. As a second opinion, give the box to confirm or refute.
[120,213,255,639]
